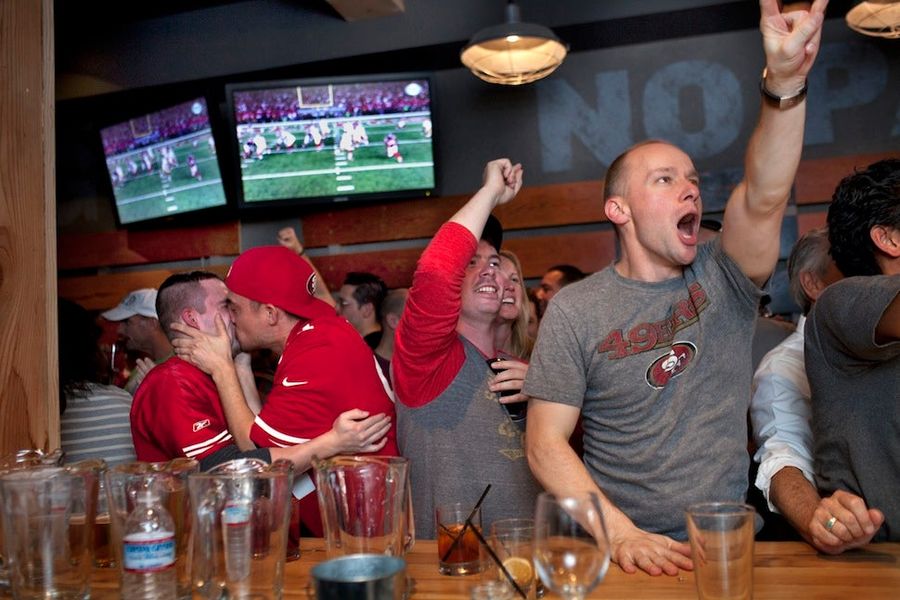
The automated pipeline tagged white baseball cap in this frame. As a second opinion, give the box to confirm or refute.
[101,288,158,321]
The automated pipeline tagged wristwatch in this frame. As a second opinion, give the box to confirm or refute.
[760,68,807,109]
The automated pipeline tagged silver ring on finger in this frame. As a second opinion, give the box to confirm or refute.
[824,516,837,531]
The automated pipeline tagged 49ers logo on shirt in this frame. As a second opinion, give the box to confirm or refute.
[307,272,317,296]
[645,342,696,389]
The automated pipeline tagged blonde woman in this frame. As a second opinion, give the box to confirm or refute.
[495,249,535,361]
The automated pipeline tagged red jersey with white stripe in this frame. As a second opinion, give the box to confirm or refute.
[131,357,233,462]
[251,314,399,535]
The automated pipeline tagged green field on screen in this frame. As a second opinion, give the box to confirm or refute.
[240,123,434,202]
[112,137,226,224]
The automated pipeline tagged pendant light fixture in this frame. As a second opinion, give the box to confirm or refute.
[460,1,568,85]
[846,0,900,38]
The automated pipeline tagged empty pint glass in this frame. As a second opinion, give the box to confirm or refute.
[686,503,755,600]
[0,459,101,600]
[188,459,293,600]
[314,455,414,559]
[0,448,66,592]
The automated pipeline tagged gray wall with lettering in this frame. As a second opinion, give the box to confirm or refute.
[429,21,898,207]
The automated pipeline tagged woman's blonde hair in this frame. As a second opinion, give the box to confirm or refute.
[499,250,535,360]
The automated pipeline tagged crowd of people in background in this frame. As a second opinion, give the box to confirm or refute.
[101,99,212,156]
[233,80,431,125]
[57,0,899,573]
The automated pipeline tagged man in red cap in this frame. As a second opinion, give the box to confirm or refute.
[172,246,398,536]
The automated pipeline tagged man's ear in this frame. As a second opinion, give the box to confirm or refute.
[263,303,280,325]
[871,225,900,258]
[180,308,199,328]
[605,196,629,226]
[360,302,374,319]
[799,271,826,304]
[385,313,401,330]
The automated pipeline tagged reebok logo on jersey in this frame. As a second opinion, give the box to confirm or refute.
[192,419,211,432]
[282,377,309,387]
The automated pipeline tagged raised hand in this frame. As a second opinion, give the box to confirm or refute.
[759,0,827,92]
[277,226,303,254]
[482,158,523,206]
[125,357,157,394]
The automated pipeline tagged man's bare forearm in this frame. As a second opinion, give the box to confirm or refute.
[769,466,820,543]
[210,361,256,451]
[268,432,339,472]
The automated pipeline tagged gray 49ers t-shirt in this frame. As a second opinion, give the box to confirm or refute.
[524,241,762,539]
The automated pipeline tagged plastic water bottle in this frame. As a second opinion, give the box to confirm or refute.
[222,497,252,581]
[122,490,176,600]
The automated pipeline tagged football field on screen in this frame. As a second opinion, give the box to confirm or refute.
[112,137,226,224]
[240,122,435,202]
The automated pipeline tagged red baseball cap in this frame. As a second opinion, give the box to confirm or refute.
[225,246,336,320]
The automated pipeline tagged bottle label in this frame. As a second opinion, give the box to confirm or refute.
[123,531,176,572]
[222,502,251,526]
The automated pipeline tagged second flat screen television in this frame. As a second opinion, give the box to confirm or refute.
[99,97,229,225]
[227,74,436,208]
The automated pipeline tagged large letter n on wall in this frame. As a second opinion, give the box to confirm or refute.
[537,71,633,173]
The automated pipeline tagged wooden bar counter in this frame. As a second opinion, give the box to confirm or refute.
[89,539,900,599]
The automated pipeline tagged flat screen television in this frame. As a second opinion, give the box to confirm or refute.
[99,97,229,225]
[226,73,436,210]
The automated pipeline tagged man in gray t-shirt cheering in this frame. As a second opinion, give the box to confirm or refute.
[523,0,827,577]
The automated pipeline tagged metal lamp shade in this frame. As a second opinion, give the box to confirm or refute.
[846,1,900,39]
[460,5,567,85]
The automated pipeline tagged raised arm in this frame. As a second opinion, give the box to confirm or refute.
[393,158,523,407]
[722,0,827,286]
[277,226,336,308]
[526,399,693,576]
[449,158,522,237]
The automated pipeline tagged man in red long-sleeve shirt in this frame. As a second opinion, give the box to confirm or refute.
[392,159,542,538]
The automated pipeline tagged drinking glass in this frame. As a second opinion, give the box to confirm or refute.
[686,502,755,600]
[436,503,482,576]
[487,518,541,599]
[533,492,610,600]
[106,459,198,599]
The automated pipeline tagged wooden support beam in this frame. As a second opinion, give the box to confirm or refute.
[0,0,57,453]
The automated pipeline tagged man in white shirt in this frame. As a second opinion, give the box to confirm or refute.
[751,227,876,553]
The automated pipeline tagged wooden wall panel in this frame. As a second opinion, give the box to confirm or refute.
[795,152,897,205]
[505,230,617,278]
[301,197,462,249]
[315,248,426,289]
[57,152,889,317]
[310,229,617,290]
[59,266,230,312]
[300,180,607,248]
[0,0,57,453]
[797,210,828,235]
[58,222,240,270]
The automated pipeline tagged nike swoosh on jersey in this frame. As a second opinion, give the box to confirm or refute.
[281,377,309,387]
